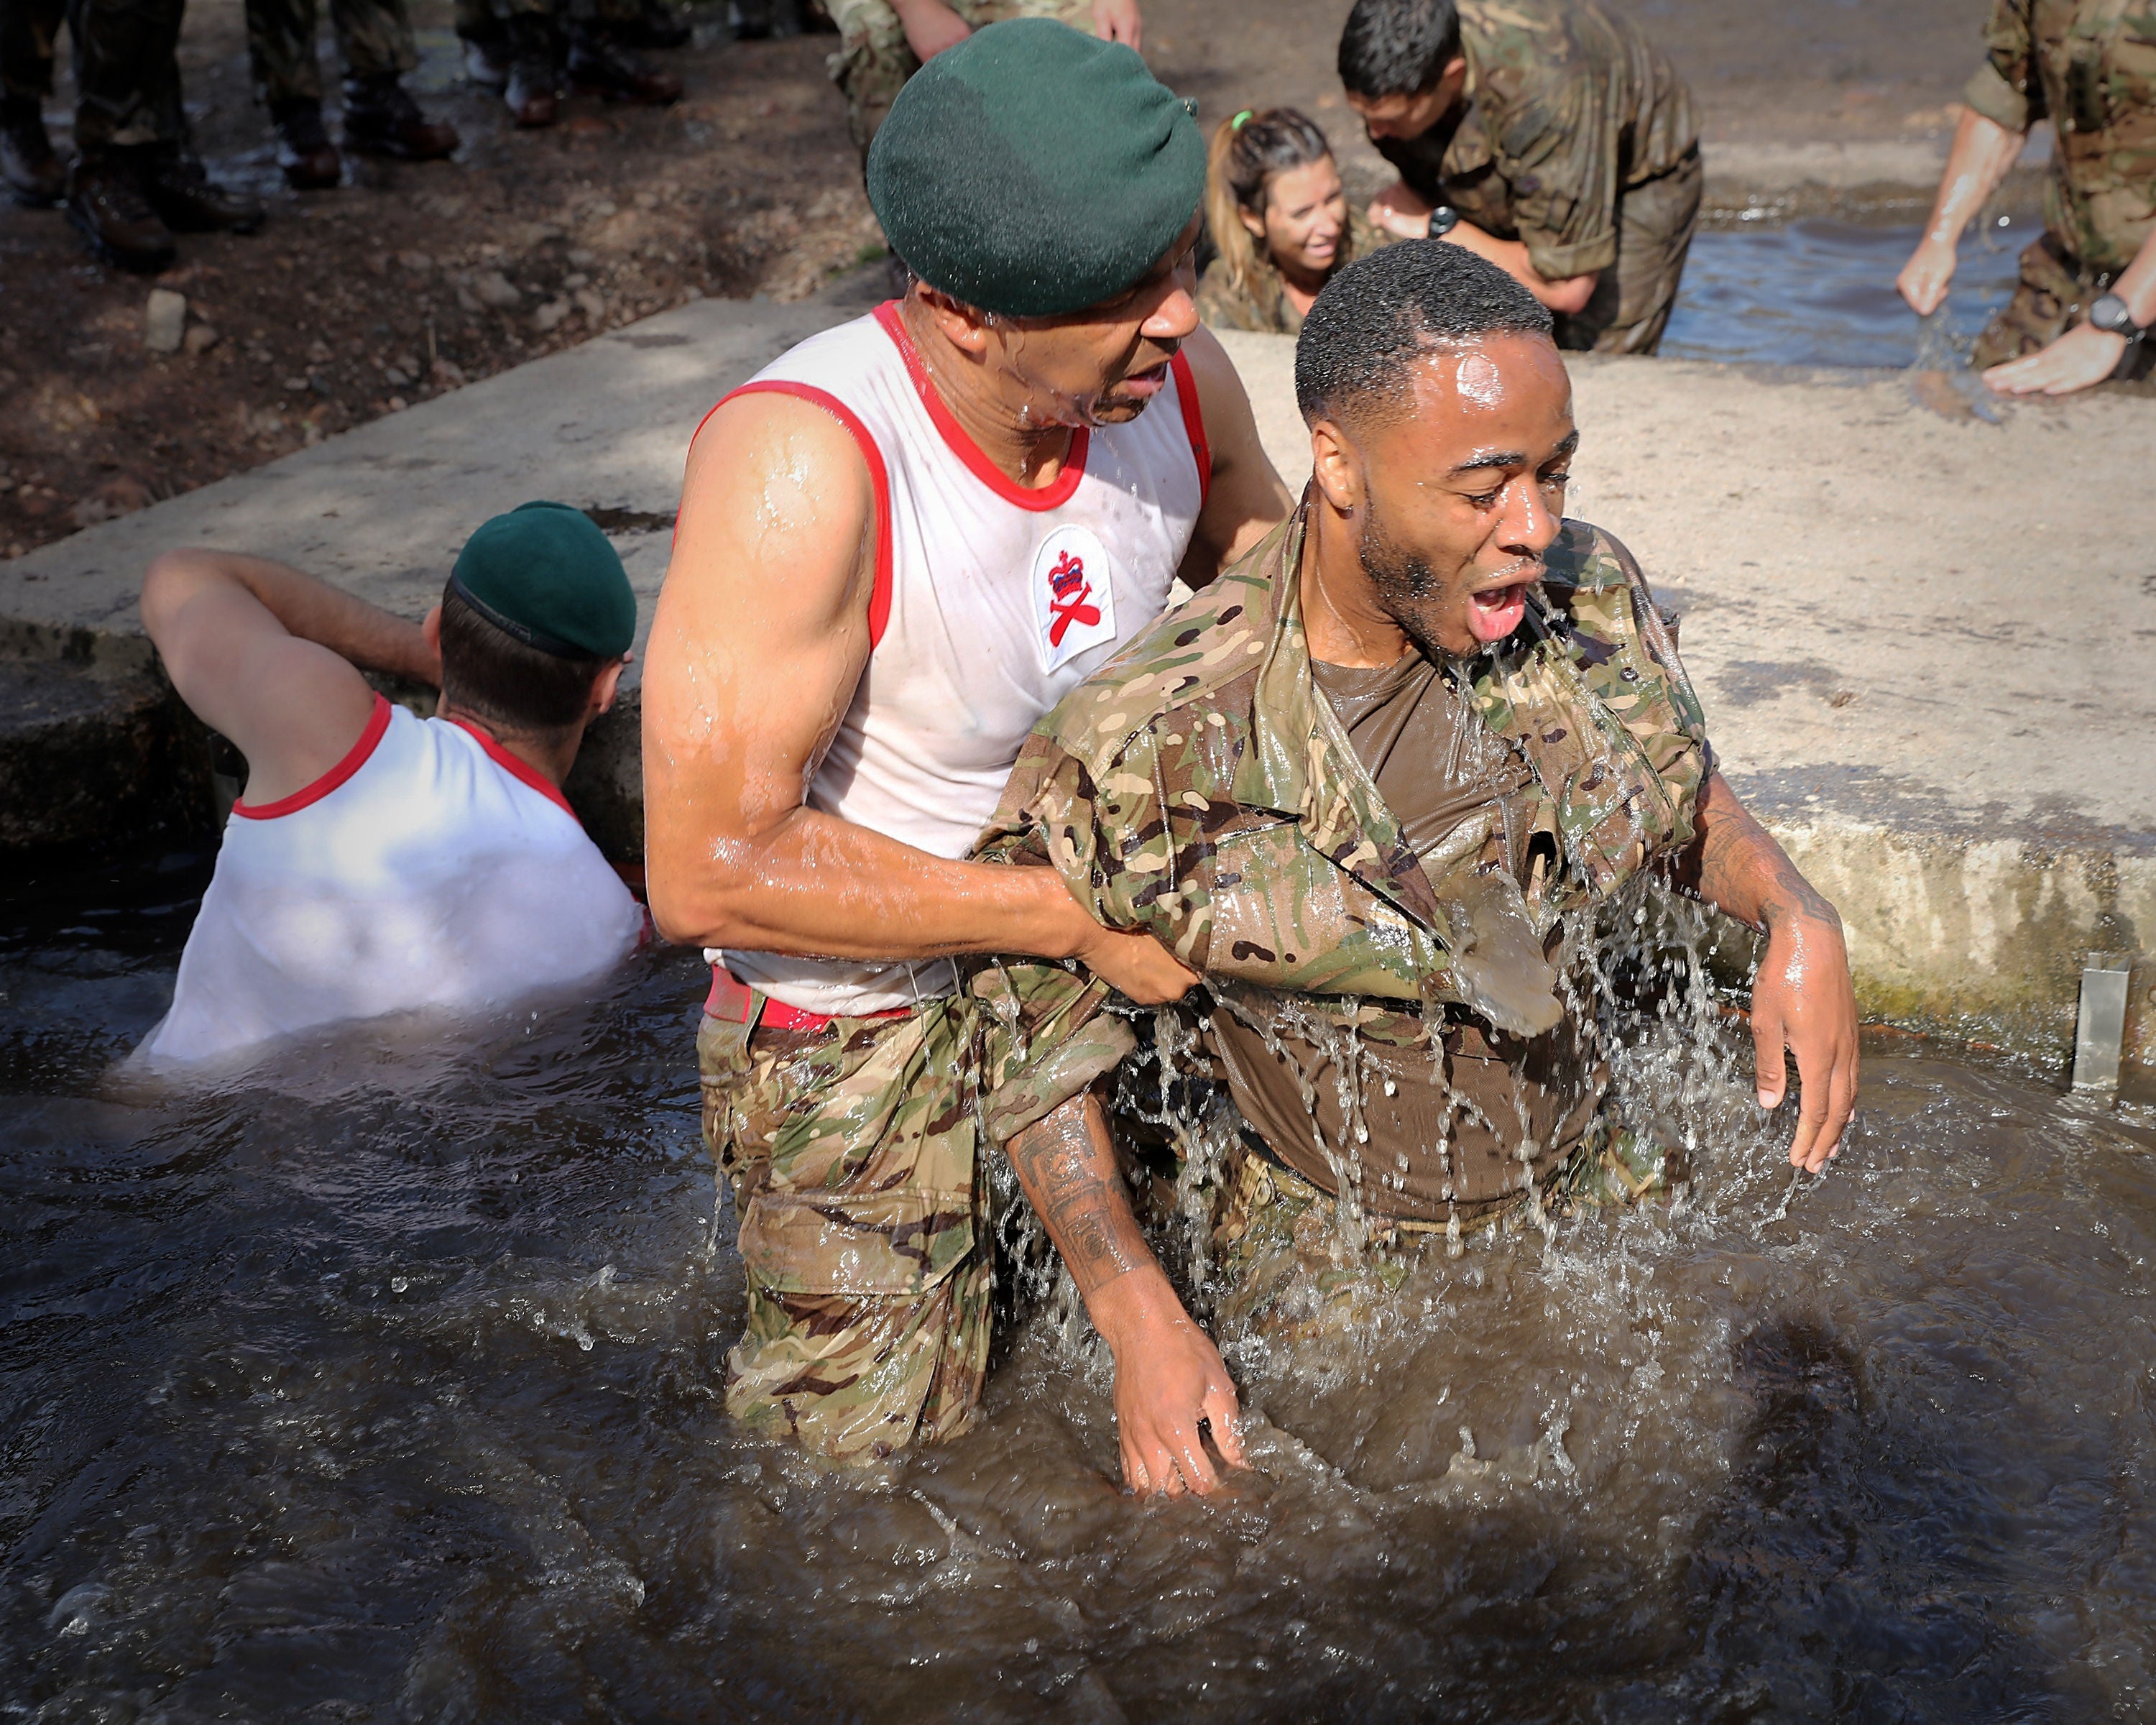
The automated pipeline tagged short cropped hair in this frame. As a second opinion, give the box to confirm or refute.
[438,586,611,735]
[1337,0,1462,100]
[1294,239,1554,426]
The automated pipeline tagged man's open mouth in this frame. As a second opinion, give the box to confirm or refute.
[1119,359,1173,399]
[1468,576,1534,643]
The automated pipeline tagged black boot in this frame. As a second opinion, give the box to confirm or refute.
[566,26,681,104]
[270,97,341,190]
[341,73,459,160]
[1,98,65,206]
[143,142,264,233]
[66,150,177,271]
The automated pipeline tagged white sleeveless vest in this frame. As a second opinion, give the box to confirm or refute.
[136,696,646,1070]
[705,303,1209,1015]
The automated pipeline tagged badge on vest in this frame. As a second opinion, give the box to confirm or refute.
[1031,525,1119,673]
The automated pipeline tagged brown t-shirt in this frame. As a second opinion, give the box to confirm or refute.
[1206,651,1603,1223]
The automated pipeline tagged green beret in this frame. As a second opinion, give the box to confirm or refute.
[449,501,635,660]
[866,19,1204,318]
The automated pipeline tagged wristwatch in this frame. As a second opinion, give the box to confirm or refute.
[1428,205,1460,237]
[2087,292,2147,339]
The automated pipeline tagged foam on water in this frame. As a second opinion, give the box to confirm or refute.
[4,855,2155,1721]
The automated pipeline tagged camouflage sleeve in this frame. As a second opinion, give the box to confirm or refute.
[1963,0,2039,132]
[1494,70,1621,282]
[1195,263,1263,332]
[1598,528,1712,843]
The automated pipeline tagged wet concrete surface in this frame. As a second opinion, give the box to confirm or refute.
[4,873,2155,1721]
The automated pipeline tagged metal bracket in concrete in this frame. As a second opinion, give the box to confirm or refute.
[2073,953,2135,1091]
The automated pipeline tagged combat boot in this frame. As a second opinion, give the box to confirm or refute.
[271,98,342,190]
[502,17,560,128]
[342,74,459,160]
[566,27,681,105]
[1,99,65,206]
[144,145,264,234]
[66,152,177,272]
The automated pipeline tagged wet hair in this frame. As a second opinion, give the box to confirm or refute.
[437,585,612,737]
[1203,107,1336,297]
[1337,0,1462,100]
[1294,239,1554,427]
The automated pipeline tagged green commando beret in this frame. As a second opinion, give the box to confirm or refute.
[450,501,636,660]
[865,18,1204,319]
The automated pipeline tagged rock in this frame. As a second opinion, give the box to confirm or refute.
[530,298,570,334]
[430,356,467,387]
[144,288,187,354]
[470,270,521,310]
[396,249,433,272]
[566,247,597,269]
[572,288,607,326]
[182,323,220,357]
[69,477,155,530]
[383,366,410,387]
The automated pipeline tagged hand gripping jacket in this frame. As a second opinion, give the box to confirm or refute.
[967,506,1713,1144]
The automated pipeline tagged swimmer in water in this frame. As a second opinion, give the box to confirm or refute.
[972,241,1861,1488]
[134,502,648,1070]
[642,22,1291,1481]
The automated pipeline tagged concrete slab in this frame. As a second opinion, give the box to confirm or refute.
[7,295,2155,1064]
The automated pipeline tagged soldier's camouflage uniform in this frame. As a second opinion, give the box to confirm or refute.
[1963,0,2156,374]
[1370,0,1701,356]
[1194,208,1396,337]
[1,0,65,109]
[822,0,1095,157]
[246,0,415,109]
[968,505,1711,1321]
[70,0,185,150]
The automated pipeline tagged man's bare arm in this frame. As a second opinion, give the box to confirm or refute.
[1005,1089,1245,1494]
[1670,769,1858,1173]
[642,395,1197,1001]
[140,549,436,807]
[1176,324,1292,590]
[1898,107,2024,316]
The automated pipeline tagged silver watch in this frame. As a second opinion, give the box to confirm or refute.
[2088,291,2146,338]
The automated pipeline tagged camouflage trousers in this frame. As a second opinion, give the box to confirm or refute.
[824,0,1093,157]
[1208,1126,1670,1340]
[68,0,185,150]
[1971,231,2156,381]
[453,0,650,44]
[1,0,64,106]
[246,0,414,109]
[699,993,995,1460]
[1554,147,1703,359]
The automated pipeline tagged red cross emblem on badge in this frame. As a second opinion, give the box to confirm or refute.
[1046,548,1100,647]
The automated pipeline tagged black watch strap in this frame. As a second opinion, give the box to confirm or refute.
[2088,291,2145,338]
[1428,205,1460,236]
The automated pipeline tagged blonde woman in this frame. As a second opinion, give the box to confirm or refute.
[1197,106,1392,335]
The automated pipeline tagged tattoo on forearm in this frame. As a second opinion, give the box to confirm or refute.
[1007,1099,1148,1300]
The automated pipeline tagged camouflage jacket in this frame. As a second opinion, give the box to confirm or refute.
[1373,0,1697,283]
[969,507,1712,1142]
[1195,210,1396,337]
[1963,0,2156,275]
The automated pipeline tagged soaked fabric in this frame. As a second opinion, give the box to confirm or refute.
[1371,0,1699,352]
[821,0,1094,159]
[1,0,64,104]
[244,0,415,107]
[1194,208,1396,337]
[1970,228,2156,374]
[1963,0,2156,280]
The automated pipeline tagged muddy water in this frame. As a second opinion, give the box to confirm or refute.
[6,859,2156,1723]
[1663,217,2030,371]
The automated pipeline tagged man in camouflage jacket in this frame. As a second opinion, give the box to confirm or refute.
[963,243,1859,1493]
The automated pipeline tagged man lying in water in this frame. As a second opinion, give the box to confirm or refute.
[134,501,647,1070]
[972,240,1860,1495]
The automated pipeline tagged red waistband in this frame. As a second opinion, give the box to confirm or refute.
[704,965,911,1035]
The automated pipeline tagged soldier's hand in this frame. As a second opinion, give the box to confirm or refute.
[1074,923,1198,1006]
[1366,178,1434,241]
[1090,0,1140,48]
[890,0,970,61]
[1896,235,1958,316]
[1092,1266,1245,1496]
[1751,903,1858,1174]
[1982,323,2131,397]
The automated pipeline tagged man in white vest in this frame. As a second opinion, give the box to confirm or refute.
[644,20,1291,1489]
[136,501,648,1071]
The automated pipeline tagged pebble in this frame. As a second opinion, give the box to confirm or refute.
[182,324,220,357]
[470,270,522,310]
[531,298,570,334]
[144,288,186,354]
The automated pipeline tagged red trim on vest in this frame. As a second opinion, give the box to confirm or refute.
[230,693,392,820]
[448,717,581,822]
[1170,349,1211,507]
[872,300,1090,512]
[691,378,897,648]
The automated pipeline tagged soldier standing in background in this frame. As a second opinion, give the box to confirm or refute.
[456,0,683,128]
[1337,0,1700,356]
[822,0,1138,159]
[0,0,65,202]
[1897,0,2156,395]
[65,0,265,271]
[244,0,460,189]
